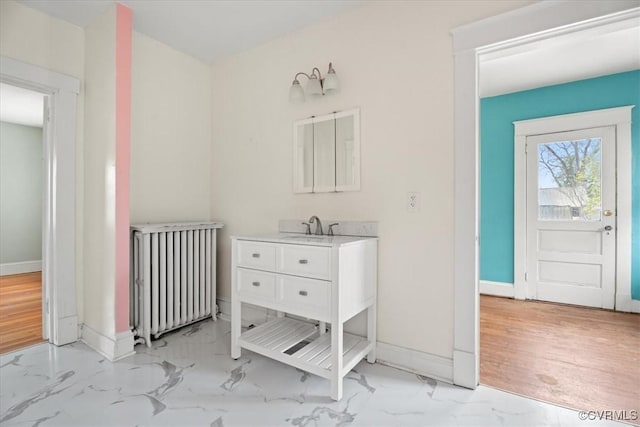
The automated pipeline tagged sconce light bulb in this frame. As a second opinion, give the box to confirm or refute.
[306,75,323,98]
[289,79,305,103]
[323,63,339,94]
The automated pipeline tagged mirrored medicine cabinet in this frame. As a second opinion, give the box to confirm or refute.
[293,108,360,193]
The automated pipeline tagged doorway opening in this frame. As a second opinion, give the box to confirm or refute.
[1,56,80,348]
[0,83,46,353]
[451,5,640,391]
[480,103,639,415]
[475,10,639,418]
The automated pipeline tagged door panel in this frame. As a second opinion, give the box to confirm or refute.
[526,126,615,308]
[538,261,601,287]
[538,230,602,254]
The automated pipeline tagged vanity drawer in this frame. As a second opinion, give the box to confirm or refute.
[278,245,331,280]
[237,269,276,301]
[278,275,330,315]
[237,241,277,271]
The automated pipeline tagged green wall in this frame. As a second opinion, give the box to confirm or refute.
[0,121,43,264]
[480,70,640,299]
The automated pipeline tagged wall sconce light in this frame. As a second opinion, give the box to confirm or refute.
[289,62,339,103]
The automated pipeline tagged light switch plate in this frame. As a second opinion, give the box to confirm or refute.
[407,192,420,212]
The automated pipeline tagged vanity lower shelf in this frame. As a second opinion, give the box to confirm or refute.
[238,317,373,380]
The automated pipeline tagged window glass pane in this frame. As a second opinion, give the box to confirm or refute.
[538,138,601,221]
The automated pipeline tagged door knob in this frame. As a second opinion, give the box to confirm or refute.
[603,225,612,231]
[603,209,613,217]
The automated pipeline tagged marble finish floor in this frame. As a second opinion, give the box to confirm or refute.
[0,319,624,427]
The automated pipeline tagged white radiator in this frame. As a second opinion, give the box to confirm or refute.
[130,222,224,347]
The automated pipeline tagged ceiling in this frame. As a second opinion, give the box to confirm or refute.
[17,0,366,64]
[6,1,639,121]
[0,83,44,128]
[479,17,640,97]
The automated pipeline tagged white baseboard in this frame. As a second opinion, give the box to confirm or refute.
[55,315,79,345]
[80,324,135,361]
[484,282,639,312]
[216,297,231,322]
[0,260,42,276]
[453,349,477,389]
[114,330,135,360]
[479,280,515,298]
[218,297,454,384]
[615,293,640,313]
[376,341,453,384]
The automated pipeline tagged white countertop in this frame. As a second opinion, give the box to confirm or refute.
[232,233,377,247]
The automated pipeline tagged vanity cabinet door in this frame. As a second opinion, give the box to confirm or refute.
[237,269,276,301]
[237,241,277,271]
[278,245,331,280]
[278,275,330,321]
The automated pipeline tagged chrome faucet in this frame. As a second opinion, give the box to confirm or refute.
[308,216,323,235]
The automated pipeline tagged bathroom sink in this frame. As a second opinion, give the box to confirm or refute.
[281,234,329,240]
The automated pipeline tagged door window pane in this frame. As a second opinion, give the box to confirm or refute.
[538,138,601,221]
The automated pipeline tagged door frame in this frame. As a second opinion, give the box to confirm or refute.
[0,57,79,345]
[513,107,633,309]
[450,2,639,389]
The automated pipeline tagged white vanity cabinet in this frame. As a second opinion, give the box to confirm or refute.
[230,234,377,400]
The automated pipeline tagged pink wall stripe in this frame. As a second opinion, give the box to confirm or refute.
[115,3,132,333]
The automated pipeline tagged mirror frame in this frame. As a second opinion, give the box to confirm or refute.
[292,108,360,194]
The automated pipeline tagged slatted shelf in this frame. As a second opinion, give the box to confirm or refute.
[238,317,374,379]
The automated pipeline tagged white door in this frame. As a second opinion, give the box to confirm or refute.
[526,126,616,309]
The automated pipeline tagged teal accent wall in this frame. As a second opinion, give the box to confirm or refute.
[480,70,640,299]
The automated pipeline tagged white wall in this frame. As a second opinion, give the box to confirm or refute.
[0,0,533,359]
[130,32,211,223]
[0,0,85,321]
[0,122,42,264]
[0,1,83,77]
[83,5,116,338]
[210,0,530,358]
[0,1,213,334]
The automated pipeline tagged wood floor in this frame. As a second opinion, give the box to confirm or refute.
[0,272,43,354]
[481,295,640,419]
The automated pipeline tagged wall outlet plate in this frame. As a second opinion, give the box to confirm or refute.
[407,192,420,212]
